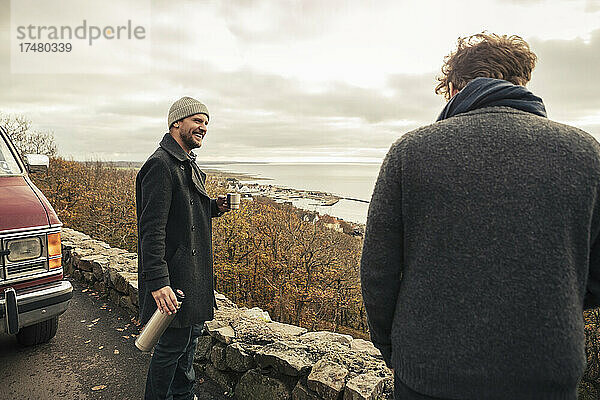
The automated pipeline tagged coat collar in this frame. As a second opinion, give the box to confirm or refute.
[159,133,209,198]
[159,133,189,162]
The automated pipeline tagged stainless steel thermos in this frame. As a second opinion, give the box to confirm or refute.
[135,289,185,352]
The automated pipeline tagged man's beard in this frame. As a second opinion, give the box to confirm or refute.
[182,130,200,150]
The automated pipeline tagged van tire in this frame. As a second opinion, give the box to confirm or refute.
[16,316,59,346]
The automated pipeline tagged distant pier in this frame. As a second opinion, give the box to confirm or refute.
[342,197,369,204]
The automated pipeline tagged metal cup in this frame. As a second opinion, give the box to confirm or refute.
[227,193,241,210]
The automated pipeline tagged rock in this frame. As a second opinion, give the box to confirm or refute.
[80,241,110,254]
[195,336,214,361]
[91,240,111,249]
[72,269,83,282]
[215,325,236,344]
[114,271,137,294]
[228,317,278,345]
[109,254,137,271]
[321,347,389,379]
[307,359,348,400]
[62,247,74,274]
[204,319,227,333]
[128,280,139,306]
[103,269,111,289]
[350,339,382,359]
[193,361,205,378]
[83,271,95,284]
[214,291,237,309]
[210,343,228,370]
[109,289,121,305]
[76,254,99,271]
[300,331,353,347]
[343,373,385,400]
[59,228,74,238]
[204,363,235,392]
[106,247,128,256]
[267,321,307,338]
[214,292,227,301]
[107,268,120,288]
[226,343,256,372]
[121,252,137,260]
[65,230,91,241]
[242,307,272,322]
[71,248,95,267]
[93,281,106,294]
[127,258,138,271]
[92,257,109,281]
[61,239,74,252]
[236,369,291,400]
[256,342,315,376]
[63,261,74,276]
[119,295,137,315]
[206,322,236,344]
[292,380,321,400]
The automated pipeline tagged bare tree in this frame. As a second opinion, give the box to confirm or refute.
[0,113,57,156]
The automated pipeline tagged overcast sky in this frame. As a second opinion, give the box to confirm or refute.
[1,0,599,162]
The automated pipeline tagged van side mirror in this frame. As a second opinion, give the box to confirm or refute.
[23,154,49,173]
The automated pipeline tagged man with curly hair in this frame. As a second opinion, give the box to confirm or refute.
[361,33,600,399]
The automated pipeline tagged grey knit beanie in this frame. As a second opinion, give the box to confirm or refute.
[168,97,209,128]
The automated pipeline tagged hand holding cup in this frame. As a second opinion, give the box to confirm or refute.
[216,195,229,213]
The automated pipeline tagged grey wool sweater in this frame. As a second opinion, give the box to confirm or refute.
[360,106,600,400]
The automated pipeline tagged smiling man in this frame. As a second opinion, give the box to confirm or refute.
[136,97,229,400]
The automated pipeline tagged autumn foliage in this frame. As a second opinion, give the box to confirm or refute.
[32,158,138,251]
[582,309,600,398]
[211,196,366,337]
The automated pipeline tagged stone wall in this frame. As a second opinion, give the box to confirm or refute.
[61,228,393,400]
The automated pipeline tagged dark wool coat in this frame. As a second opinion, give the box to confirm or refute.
[361,106,600,400]
[136,133,221,327]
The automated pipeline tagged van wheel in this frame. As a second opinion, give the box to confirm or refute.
[16,316,59,346]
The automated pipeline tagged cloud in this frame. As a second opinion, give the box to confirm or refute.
[0,0,9,72]
[586,0,600,12]
[0,0,598,161]
[5,25,599,160]
[155,66,443,123]
[0,58,440,160]
[212,0,357,44]
[528,28,600,130]
[502,0,544,3]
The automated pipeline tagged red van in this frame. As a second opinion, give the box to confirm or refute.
[0,126,72,345]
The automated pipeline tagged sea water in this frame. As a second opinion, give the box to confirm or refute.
[200,162,382,224]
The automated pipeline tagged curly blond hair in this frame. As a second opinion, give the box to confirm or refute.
[435,33,537,100]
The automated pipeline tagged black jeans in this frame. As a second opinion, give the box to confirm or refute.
[144,324,203,400]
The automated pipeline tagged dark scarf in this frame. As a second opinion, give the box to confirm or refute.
[436,77,547,122]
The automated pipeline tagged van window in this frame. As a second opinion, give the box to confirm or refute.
[0,135,22,175]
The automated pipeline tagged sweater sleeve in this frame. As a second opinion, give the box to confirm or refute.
[137,157,172,292]
[360,143,404,366]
